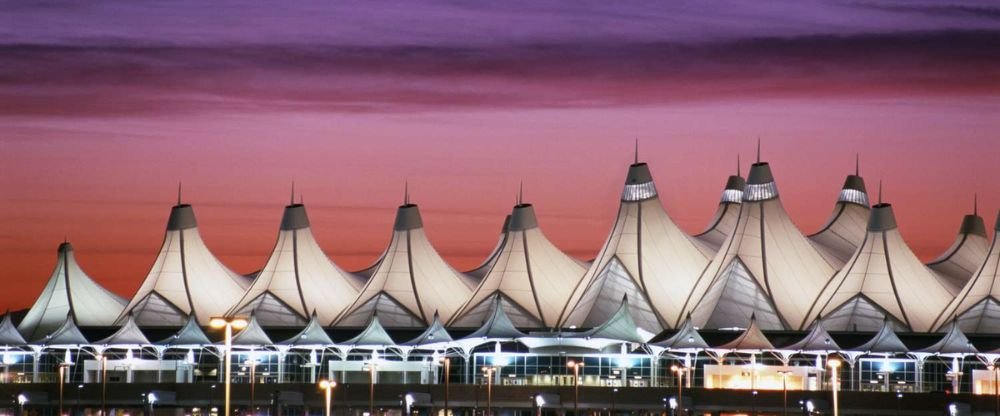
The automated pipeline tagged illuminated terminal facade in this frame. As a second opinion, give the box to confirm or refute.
[2,153,1000,415]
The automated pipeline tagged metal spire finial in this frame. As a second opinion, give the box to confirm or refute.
[974,193,978,215]
[878,180,883,204]
[518,181,524,205]
[737,154,741,176]
[756,137,761,163]
[300,194,304,205]
[177,182,182,205]
[290,181,295,205]
[634,138,639,164]
[855,153,860,176]
[404,182,409,205]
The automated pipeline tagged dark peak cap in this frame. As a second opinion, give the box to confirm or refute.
[725,175,746,191]
[625,163,653,185]
[167,204,198,230]
[58,241,74,253]
[746,162,774,185]
[958,214,987,237]
[509,203,538,231]
[868,203,898,231]
[842,175,867,193]
[393,203,423,231]
[280,204,311,230]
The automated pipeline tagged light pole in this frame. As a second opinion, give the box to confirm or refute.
[895,391,902,416]
[148,392,157,416]
[319,379,336,416]
[828,359,841,416]
[58,363,68,416]
[76,384,83,416]
[670,365,685,416]
[367,355,379,416]
[482,367,495,416]
[611,388,618,416]
[210,316,250,416]
[17,394,27,416]
[567,360,584,416]
[778,370,792,416]
[991,364,999,416]
[440,357,451,416]
[100,355,107,416]
[245,358,259,416]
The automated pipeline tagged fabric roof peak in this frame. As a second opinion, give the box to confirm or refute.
[717,314,774,351]
[229,314,273,346]
[402,312,453,347]
[157,315,211,346]
[279,313,335,347]
[96,313,150,346]
[464,297,527,340]
[280,203,310,230]
[853,318,908,353]
[0,314,26,346]
[868,203,898,231]
[344,314,396,347]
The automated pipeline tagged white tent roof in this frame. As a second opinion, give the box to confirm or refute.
[809,173,871,268]
[465,215,511,282]
[18,242,126,340]
[0,314,26,346]
[935,211,1000,333]
[652,314,709,351]
[39,314,88,346]
[695,173,745,251]
[808,202,954,332]
[782,318,840,352]
[335,200,473,328]
[927,207,990,294]
[343,314,395,347]
[228,314,273,347]
[570,296,650,344]
[461,295,527,340]
[278,312,335,347]
[95,313,151,346]
[229,202,363,327]
[401,312,452,349]
[851,318,908,353]
[917,320,977,356]
[118,203,249,327]
[451,200,585,329]
[559,162,711,333]
[716,314,774,351]
[688,161,835,331]
[156,315,212,347]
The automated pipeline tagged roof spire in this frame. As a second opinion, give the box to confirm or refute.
[177,182,182,205]
[634,138,639,164]
[756,137,761,163]
[974,193,978,215]
[404,182,410,205]
[518,181,524,205]
[855,153,860,176]
[878,180,883,204]
[300,194,304,205]
[737,154,741,176]
[290,181,295,205]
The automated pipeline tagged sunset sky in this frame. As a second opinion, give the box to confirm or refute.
[1,1,999,312]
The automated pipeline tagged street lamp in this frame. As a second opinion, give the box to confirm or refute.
[148,392,158,416]
[990,365,999,416]
[567,360,584,416]
[100,355,107,416]
[671,365,685,416]
[482,366,496,416]
[244,358,259,416]
[895,391,902,416]
[319,379,336,416]
[611,388,618,416]
[58,363,70,416]
[17,393,27,416]
[828,358,841,416]
[777,370,792,416]
[209,316,250,416]
[439,356,451,416]
[366,353,379,416]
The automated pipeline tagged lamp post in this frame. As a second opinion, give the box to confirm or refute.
[440,357,451,416]
[777,370,792,416]
[148,392,157,416]
[17,394,27,416]
[611,388,618,416]
[482,367,495,416]
[895,391,902,416]
[100,355,107,416]
[670,365,685,416]
[991,365,999,416]
[828,359,841,416]
[210,316,250,416]
[58,363,68,416]
[367,354,379,416]
[567,360,584,416]
[246,358,259,416]
[319,379,336,416]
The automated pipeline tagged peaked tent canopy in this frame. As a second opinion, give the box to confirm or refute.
[809,172,871,268]
[401,312,453,349]
[39,314,89,346]
[465,215,511,282]
[688,161,835,331]
[917,320,977,355]
[228,314,273,347]
[450,200,585,329]
[0,314,27,346]
[559,161,711,333]
[934,211,1000,333]
[716,314,774,351]
[335,199,473,328]
[157,315,212,347]
[229,202,363,326]
[782,319,840,352]
[652,314,710,351]
[279,312,335,347]
[118,203,249,327]
[927,206,990,294]
[462,296,528,341]
[95,314,151,346]
[18,242,127,341]
[343,314,395,347]
[695,172,745,251]
[807,202,954,332]
[850,318,909,353]
[570,296,650,344]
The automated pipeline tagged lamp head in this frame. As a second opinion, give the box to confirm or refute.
[827,359,841,369]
